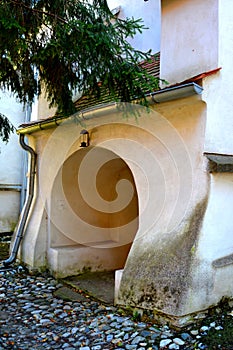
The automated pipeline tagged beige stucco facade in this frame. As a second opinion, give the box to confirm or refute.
[17,95,213,325]
[11,0,233,327]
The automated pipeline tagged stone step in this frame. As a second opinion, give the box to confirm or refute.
[48,242,131,278]
[52,239,121,249]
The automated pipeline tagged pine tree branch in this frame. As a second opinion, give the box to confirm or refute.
[8,0,67,24]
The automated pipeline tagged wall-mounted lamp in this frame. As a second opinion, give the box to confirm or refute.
[80,129,89,147]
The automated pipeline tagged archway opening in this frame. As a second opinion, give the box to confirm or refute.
[49,146,139,276]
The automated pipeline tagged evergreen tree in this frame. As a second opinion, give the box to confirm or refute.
[0,0,159,141]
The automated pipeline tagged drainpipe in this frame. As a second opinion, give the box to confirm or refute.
[20,104,32,210]
[3,134,36,267]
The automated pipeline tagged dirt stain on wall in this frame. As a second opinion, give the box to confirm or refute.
[118,196,208,316]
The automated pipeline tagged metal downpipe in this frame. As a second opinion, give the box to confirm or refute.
[3,134,36,267]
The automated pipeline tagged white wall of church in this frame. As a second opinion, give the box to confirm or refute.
[160,0,219,84]
[204,0,233,155]
[107,0,161,54]
[0,90,26,232]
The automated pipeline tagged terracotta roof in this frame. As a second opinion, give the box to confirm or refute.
[139,53,160,77]
[175,67,221,85]
[19,54,160,129]
[74,52,160,112]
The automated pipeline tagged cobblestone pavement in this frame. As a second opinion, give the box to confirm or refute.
[0,267,233,350]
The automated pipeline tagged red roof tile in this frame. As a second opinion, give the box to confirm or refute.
[74,53,160,111]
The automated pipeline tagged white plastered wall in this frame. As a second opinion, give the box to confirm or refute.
[0,90,25,232]
[107,0,161,54]
[186,173,233,311]
[160,0,219,84]
[203,0,233,155]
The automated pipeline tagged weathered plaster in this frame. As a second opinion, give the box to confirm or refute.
[117,196,208,313]
[19,97,217,324]
[186,173,233,311]
[114,99,209,321]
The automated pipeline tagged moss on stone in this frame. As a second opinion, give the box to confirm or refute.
[118,195,209,318]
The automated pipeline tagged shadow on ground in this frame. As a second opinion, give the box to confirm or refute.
[61,271,115,304]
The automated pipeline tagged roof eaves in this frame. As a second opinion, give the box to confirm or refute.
[19,56,218,134]
[17,82,203,135]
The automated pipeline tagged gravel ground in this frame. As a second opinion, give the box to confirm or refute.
[0,266,233,350]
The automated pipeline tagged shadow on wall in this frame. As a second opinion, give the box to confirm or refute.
[48,146,139,274]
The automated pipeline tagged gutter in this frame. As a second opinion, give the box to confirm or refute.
[17,82,203,135]
[151,82,203,103]
[3,134,37,267]
[20,104,32,210]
